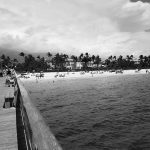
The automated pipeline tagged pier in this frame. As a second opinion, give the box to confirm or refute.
[0,77,17,150]
[0,75,62,150]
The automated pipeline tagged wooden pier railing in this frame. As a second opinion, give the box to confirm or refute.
[15,78,62,150]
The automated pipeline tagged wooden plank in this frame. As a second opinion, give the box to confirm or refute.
[0,77,18,150]
[0,77,14,108]
[0,109,18,150]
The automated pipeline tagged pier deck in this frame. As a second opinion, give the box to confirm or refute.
[0,77,18,150]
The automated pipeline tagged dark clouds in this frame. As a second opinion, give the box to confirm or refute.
[0,0,150,56]
[145,29,150,32]
[130,0,150,3]
[0,7,18,17]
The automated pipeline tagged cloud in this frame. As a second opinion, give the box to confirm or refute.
[116,1,150,32]
[145,29,150,32]
[0,0,150,57]
[0,7,18,17]
[130,0,150,3]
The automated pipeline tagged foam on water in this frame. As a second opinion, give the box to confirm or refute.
[23,74,150,150]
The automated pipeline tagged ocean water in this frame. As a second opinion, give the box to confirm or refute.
[23,74,150,150]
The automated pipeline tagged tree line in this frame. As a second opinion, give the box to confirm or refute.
[0,52,150,72]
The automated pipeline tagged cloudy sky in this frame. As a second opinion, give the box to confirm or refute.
[0,0,150,57]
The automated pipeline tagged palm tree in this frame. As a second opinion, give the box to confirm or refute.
[71,55,78,62]
[0,54,6,60]
[91,55,95,63]
[108,55,113,62]
[144,56,148,68]
[139,55,144,68]
[126,55,130,68]
[63,54,68,60]
[6,56,11,67]
[105,55,113,69]
[19,52,25,57]
[0,54,6,69]
[70,55,78,70]
[19,52,25,62]
[130,55,133,60]
[13,58,18,62]
[117,55,124,69]
[148,55,150,67]
[81,53,90,70]
[13,58,18,67]
[95,55,101,69]
[37,55,41,60]
[47,52,52,62]
[113,56,116,61]
[52,53,62,70]
[0,54,6,68]
[126,55,130,61]
[85,52,89,57]
[79,53,83,61]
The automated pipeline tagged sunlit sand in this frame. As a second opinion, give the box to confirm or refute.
[19,69,150,82]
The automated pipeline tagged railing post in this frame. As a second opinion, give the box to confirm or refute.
[15,76,62,150]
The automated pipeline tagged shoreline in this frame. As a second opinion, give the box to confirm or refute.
[19,69,150,82]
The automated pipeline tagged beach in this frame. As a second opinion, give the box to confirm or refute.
[19,69,150,82]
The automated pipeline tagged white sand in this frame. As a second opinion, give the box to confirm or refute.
[19,69,150,82]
